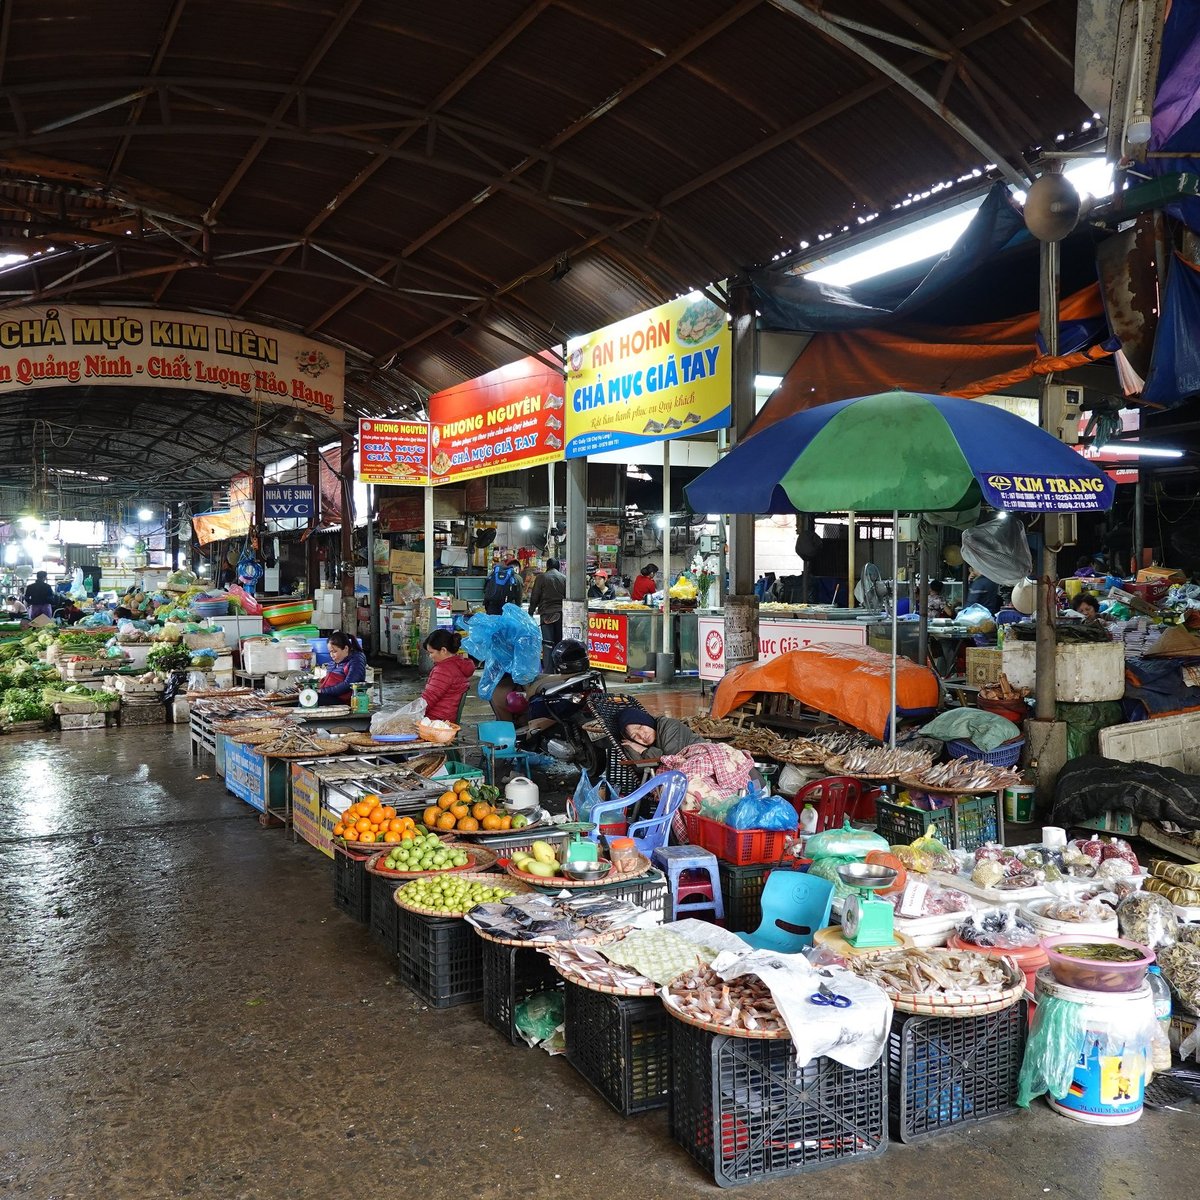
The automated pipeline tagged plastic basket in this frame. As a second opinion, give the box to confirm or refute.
[429,759,485,784]
[368,871,403,953]
[684,812,789,866]
[395,907,484,1008]
[481,937,563,1045]
[668,1016,887,1186]
[887,1002,1026,1143]
[564,982,670,1115]
[332,846,371,923]
[944,737,1025,768]
[875,796,999,853]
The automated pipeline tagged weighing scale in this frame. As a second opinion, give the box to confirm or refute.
[298,687,319,709]
[836,862,901,949]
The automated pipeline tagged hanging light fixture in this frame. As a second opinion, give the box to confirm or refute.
[279,413,316,440]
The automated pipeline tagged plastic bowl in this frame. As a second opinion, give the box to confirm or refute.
[1042,934,1153,993]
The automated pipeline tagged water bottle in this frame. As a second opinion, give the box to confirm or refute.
[1147,964,1173,1072]
[799,803,818,834]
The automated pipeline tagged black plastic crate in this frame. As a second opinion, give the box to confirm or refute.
[887,1002,1026,1143]
[564,982,670,1115]
[332,847,371,923]
[718,862,769,934]
[481,936,562,1045]
[522,869,670,921]
[395,907,484,1008]
[668,1015,887,1186]
[368,870,403,953]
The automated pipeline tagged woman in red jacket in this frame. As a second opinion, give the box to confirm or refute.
[631,563,660,603]
[420,630,475,721]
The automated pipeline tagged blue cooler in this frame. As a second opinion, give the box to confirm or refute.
[309,637,333,666]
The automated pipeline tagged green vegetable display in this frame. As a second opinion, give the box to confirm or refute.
[146,644,193,672]
[1,687,52,723]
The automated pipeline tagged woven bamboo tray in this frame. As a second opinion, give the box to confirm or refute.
[450,814,547,838]
[259,737,348,759]
[544,940,658,996]
[393,873,532,918]
[187,687,254,699]
[505,853,651,889]
[230,729,285,746]
[849,952,1025,1017]
[825,753,932,781]
[661,994,788,1040]
[897,774,1005,797]
[472,924,626,949]
[365,845,497,878]
[408,752,447,777]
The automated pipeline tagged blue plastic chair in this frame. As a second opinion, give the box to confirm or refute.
[738,871,834,953]
[477,720,532,785]
[583,770,687,857]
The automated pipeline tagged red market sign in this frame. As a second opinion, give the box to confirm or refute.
[698,615,867,681]
[587,612,628,672]
[357,418,430,485]
[428,355,565,484]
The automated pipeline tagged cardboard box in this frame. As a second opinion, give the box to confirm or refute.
[390,549,424,575]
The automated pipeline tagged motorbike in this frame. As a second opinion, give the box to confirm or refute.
[515,668,608,776]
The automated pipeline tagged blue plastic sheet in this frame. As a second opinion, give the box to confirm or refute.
[462,603,543,700]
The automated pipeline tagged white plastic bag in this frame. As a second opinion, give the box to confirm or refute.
[370,697,426,735]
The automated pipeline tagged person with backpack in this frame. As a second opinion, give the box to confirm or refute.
[483,559,522,615]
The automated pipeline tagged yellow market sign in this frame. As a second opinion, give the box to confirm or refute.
[0,305,345,420]
[564,294,730,458]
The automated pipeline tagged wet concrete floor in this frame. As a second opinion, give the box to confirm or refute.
[1,689,1196,1199]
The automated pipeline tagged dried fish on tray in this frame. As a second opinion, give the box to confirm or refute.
[901,757,1022,794]
[826,745,934,779]
[847,947,1023,1015]
[771,737,828,766]
[255,726,348,758]
[663,962,787,1037]
[541,942,656,996]
[686,715,741,740]
[811,728,879,756]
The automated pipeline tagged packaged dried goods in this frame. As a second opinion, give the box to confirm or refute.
[1116,890,1178,950]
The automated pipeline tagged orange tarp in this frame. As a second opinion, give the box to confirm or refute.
[712,643,940,741]
[753,284,1108,432]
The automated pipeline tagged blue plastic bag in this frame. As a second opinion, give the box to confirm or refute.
[726,782,799,832]
[463,603,543,700]
[569,769,616,823]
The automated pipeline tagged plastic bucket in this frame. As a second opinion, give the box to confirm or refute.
[1003,784,1036,824]
[309,636,332,666]
[1035,969,1153,1126]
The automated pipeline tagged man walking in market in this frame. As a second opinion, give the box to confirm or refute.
[528,557,566,670]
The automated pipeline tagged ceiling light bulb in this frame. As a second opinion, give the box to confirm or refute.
[655,516,667,529]
[122,534,136,547]
[137,508,153,522]
[518,516,532,530]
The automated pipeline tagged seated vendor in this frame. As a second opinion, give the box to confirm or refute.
[617,704,702,761]
[317,631,367,704]
[1071,592,1107,628]
[924,579,956,619]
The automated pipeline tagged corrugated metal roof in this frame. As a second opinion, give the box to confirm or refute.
[0,0,1093,496]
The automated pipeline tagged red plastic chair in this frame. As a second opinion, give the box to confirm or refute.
[790,776,866,832]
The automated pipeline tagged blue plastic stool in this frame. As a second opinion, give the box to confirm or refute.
[653,845,724,923]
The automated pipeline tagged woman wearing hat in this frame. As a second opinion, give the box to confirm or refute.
[617,704,700,761]
[588,570,616,601]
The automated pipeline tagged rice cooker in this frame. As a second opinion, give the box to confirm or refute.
[504,776,540,811]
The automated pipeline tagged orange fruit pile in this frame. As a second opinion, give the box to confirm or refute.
[422,778,513,834]
[333,796,418,845]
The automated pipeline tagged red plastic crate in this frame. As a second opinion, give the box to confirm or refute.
[684,812,789,866]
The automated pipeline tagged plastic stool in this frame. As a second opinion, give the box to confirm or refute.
[653,846,724,922]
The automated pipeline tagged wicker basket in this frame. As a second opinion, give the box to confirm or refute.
[417,719,459,744]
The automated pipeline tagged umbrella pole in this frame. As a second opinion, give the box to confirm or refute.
[890,508,899,748]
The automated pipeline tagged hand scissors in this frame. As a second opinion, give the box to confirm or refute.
[809,982,851,1008]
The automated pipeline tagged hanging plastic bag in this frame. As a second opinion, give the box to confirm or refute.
[961,513,1033,586]
[1017,996,1089,1106]
[568,769,616,823]
[463,603,542,700]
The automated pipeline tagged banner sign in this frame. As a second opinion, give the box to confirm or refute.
[264,483,315,520]
[564,294,731,458]
[587,613,628,672]
[978,471,1114,513]
[0,305,345,420]
[357,419,430,485]
[698,615,867,682]
[193,508,250,546]
[428,355,565,484]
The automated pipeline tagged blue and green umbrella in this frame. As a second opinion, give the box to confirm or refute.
[686,390,1115,516]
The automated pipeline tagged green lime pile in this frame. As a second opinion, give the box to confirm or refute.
[384,833,469,873]
[399,876,517,914]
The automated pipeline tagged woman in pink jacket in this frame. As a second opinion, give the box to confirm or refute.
[420,630,475,721]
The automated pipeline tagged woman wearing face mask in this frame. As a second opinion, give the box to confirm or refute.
[419,629,475,721]
[317,631,367,704]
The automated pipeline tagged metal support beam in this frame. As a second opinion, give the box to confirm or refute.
[725,279,758,672]
[766,0,1030,188]
[1036,239,1060,722]
[306,446,321,591]
[339,430,355,634]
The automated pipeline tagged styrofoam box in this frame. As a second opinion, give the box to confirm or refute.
[1099,711,1200,773]
[1001,639,1125,702]
[242,640,288,675]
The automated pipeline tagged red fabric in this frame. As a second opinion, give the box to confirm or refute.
[421,655,475,721]
[752,284,1106,431]
[631,575,656,601]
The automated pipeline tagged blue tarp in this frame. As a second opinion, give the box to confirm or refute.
[1142,255,1200,409]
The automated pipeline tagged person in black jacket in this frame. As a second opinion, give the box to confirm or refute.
[483,560,522,615]
[23,571,56,620]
